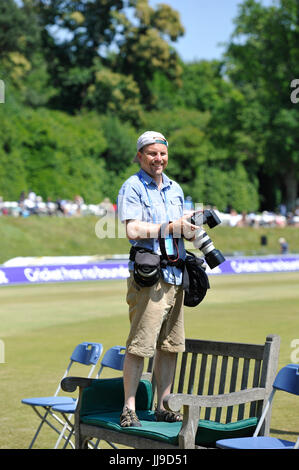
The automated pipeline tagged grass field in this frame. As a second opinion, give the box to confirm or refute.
[0,272,298,449]
[0,215,299,264]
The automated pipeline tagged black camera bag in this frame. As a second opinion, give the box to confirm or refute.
[131,248,161,287]
[182,251,210,307]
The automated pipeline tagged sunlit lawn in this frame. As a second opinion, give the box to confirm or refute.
[0,272,298,449]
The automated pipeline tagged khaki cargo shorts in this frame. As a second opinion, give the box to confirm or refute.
[125,273,185,357]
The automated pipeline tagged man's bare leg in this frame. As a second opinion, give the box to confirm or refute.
[123,351,144,411]
[154,349,176,410]
[153,350,182,422]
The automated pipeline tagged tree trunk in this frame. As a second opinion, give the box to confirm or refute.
[283,169,298,211]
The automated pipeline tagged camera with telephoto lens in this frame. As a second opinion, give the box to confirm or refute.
[190,209,226,269]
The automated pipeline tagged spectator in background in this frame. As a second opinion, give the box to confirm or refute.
[228,208,241,227]
[56,198,65,216]
[46,197,56,216]
[19,191,26,204]
[24,190,37,215]
[237,211,248,227]
[74,195,84,215]
[279,237,289,254]
[99,197,115,216]
[18,191,27,215]
[278,203,287,217]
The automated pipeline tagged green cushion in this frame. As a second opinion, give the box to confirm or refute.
[196,417,258,446]
[80,377,258,446]
[80,377,153,416]
[81,411,258,446]
[81,411,181,445]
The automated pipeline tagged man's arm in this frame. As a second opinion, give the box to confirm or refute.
[126,214,199,241]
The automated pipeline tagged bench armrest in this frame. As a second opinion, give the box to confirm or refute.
[164,387,265,411]
[163,388,265,449]
[61,376,95,393]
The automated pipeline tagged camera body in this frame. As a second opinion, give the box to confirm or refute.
[190,209,226,269]
[191,208,221,228]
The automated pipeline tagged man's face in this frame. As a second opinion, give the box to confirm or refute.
[137,143,168,180]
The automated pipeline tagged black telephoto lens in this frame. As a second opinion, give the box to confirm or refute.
[205,249,226,269]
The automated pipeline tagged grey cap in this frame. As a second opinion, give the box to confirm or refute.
[133,131,168,163]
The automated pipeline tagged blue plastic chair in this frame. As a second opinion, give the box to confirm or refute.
[21,342,103,449]
[216,364,299,449]
[97,345,126,376]
[51,346,126,449]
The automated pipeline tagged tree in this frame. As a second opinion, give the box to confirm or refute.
[0,100,109,203]
[116,0,184,107]
[142,106,260,212]
[33,0,185,117]
[99,115,137,173]
[0,1,40,89]
[84,61,143,125]
[0,0,40,60]
[225,0,299,210]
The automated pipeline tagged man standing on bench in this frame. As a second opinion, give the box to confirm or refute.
[117,131,198,427]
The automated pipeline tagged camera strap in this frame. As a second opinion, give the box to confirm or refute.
[138,171,176,255]
[158,223,184,269]
[132,172,184,268]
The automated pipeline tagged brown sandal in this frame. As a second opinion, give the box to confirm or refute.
[120,407,142,427]
[155,408,183,422]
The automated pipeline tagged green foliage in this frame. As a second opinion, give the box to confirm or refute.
[0,0,297,211]
[85,62,143,125]
[33,0,184,114]
[0,0,40,60]
[93,115,139,202]
[224,164,259,212]
[141,103,260,212]
[182,163,259,213]
[148,70,183,109]
[0,101,108,203]
[225,0,299,209]
[178,61,227,112]
[99,115,137,172]
[21,53,57,107]
[0,0,42,100]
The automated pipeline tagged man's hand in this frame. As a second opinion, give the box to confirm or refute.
[169,212,200,240]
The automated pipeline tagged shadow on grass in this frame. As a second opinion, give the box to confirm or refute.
[271,428,298,436]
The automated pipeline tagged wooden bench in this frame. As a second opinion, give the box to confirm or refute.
[61,334,280,449]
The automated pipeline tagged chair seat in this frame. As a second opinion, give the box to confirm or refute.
[52,403,77,413]
[216,436,296,449]
[21,396,76,407]
[81,411,258,447]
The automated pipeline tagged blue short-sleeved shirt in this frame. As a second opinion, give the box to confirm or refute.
[118,168,186,285]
